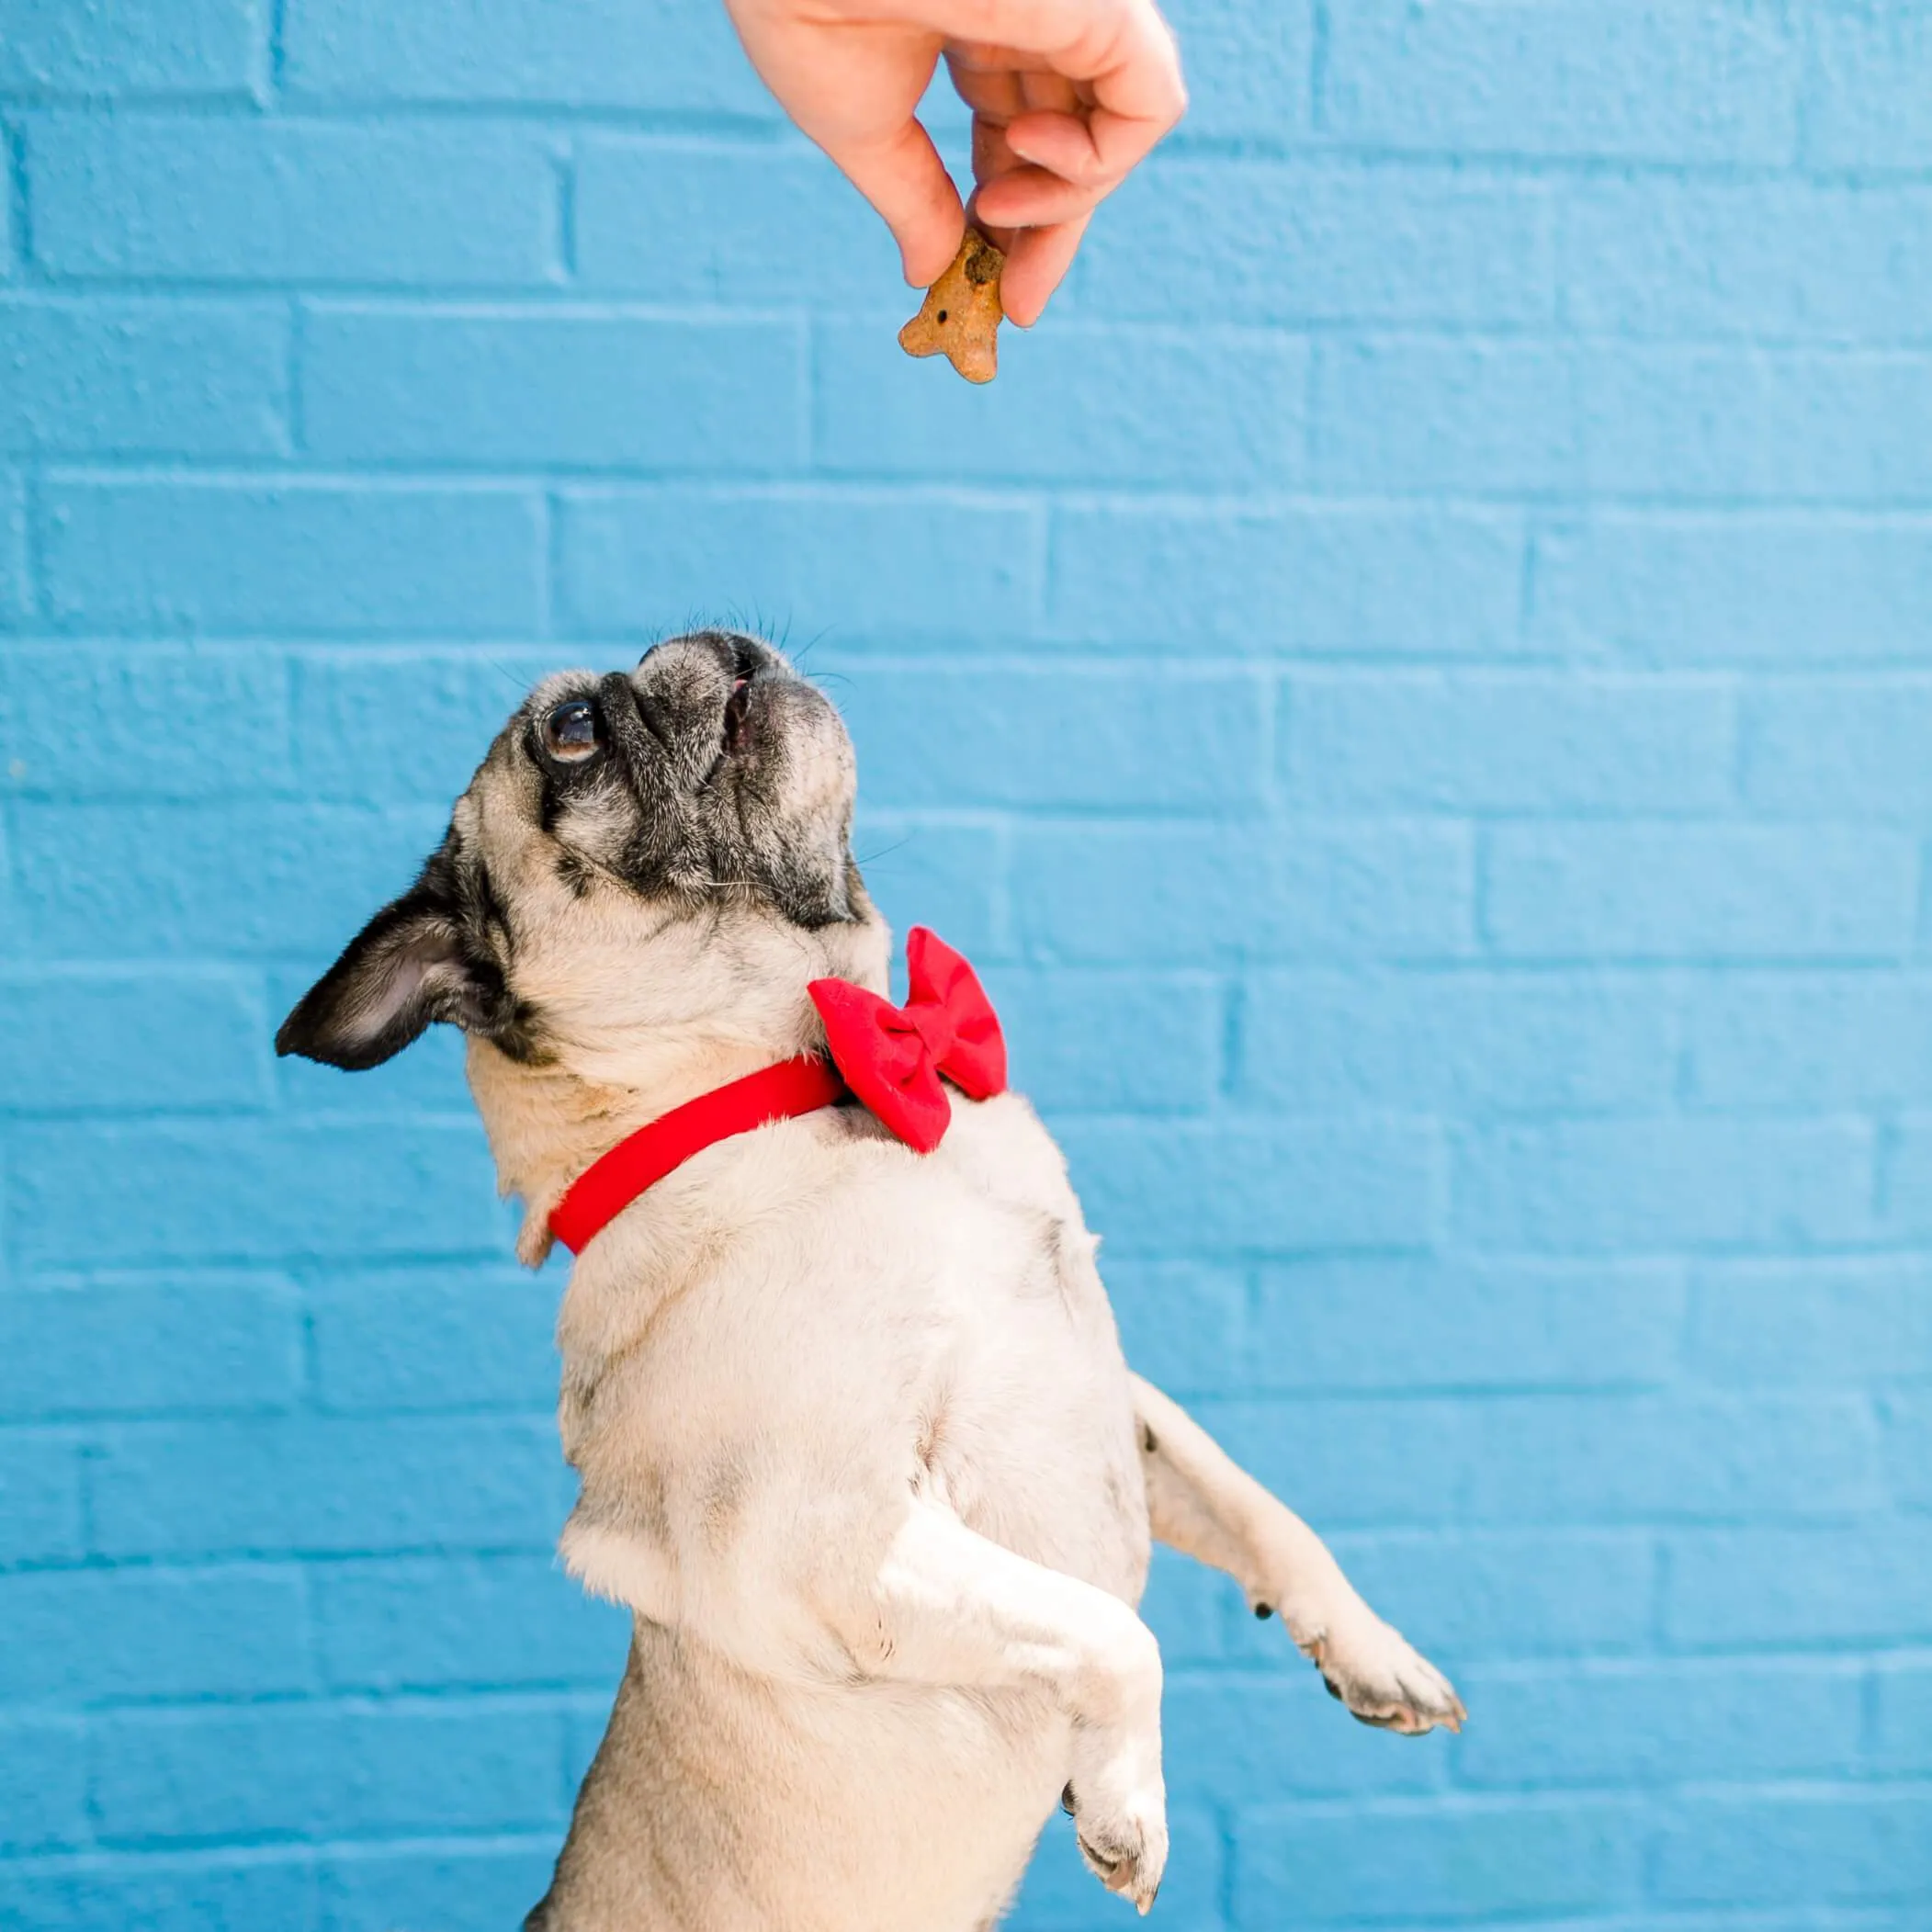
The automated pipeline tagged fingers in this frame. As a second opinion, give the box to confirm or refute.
[974,153,1091,230]
[824,117,968,286]
[997,212,1090,326]
[943,2,1184,317]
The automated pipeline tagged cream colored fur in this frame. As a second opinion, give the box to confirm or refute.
[290,642,1463,1931]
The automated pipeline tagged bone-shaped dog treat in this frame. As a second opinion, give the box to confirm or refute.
[898,230,1006,384]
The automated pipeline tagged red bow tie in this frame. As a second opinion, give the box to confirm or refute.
[548,930,1005,1253]
[810,926,1008,1154]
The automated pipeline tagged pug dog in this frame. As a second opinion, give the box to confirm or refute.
[278,633,1464,1932]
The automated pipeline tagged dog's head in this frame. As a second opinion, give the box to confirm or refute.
[277,632,887,1082]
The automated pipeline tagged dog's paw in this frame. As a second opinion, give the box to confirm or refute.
[1284,1607,1466,1737]
[1063,1750,1168,1915]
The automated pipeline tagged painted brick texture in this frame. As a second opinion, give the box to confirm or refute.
[2,2,1929,1928]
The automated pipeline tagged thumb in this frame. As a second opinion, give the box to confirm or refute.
[823,119,966,288]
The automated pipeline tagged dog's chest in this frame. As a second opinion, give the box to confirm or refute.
[557,1096,1152,1609]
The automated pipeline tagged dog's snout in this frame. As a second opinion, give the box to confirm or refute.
[635,630,774,688]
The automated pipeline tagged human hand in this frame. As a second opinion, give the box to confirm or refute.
[721,0,1184,326]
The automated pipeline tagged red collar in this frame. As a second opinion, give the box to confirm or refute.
[548,1055,847,1255]
[546,928,1007,1257]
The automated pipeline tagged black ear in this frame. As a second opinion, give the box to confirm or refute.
[277,853,493,1070]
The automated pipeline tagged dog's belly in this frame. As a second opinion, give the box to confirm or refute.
[532,1621,1071,1932]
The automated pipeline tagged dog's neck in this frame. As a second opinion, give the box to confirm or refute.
[466,914,890,1266]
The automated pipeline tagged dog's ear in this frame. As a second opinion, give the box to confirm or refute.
[277,850,494,1070]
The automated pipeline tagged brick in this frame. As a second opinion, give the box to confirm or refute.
[1870,1662,1932,1775]
[0,971,272,1111]
[315,1554,627,1691]
[1046,502,1526,654]
[837,664,1270,810]
[1165,1673,1448,1803]
[1579,348,1932,505]
[853,816,1006,964]
[0,1565,311,1700]
[89,1416,568,1557]
[1482,826,1918,961]
[1319,0,1798,164]
[1014,823,1474,965]
[1651,1791,1932,1907]
[1190,1393,1879,1531]
[1879,1116,1932,1241]
[1744,678,1932,817]
[1664,1526,1932,1647]
[301,306,807,469]
[1455,1118,1877,1253]
[1157,0,1312,143]
[1284,672,1733,813]
[1881,1391,1932,1508]
[6,1119,507,1267]
[1138,1572,1241,1680]
[27,118,560,286]
[1232,1796,1643,1926]
[0,297,287,458]
[1081,162,1552,328]
[2,1852,321,1932]
[0,648,292,797]
[1137,1542,1240,1672]
[1684,973,1932,1106]
[290,650,556,803]
[555,487,1043,644]
[1313,338,1574,496]
[0,1434,84,1563]
[1531,514,1932,664]
[1317,339,1932,503]
[0,1276,302,1415]
[93,1700,569,1843]
[1,469,27,623]
[1056,1119,1441,1256]
[1239,972,1679,1114]
[1242,1258,1684,1392]
[309,1267,556,1412]
[575,137,893,300]
[1103,1261,1248,1398]
[816,325,1307,490]
[982,970,1224,1113]
[1173,1394,1467,1531]
[1807,4,1932,169]
[39,481,544,636]
[0,0,262,99]
[11,797,446,960]
[1323,1530,1658,1662]
[319,1840,559,1932]
[1471,1394,1881,1524]
[0,1717,86,1850]
[1013,1804,1222,1930]
[1452,1658,1864,1788]
[560,1689,609,1793]
[1560,178,1932,342]
[285,0,773,113]
[1690,1259,1932,1384]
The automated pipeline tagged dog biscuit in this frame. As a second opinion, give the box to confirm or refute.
[898,230,1005,385]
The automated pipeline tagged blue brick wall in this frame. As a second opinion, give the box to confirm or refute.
[1,0,1928,1924]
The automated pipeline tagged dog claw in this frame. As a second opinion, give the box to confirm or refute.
[1297,1617,1466,1737]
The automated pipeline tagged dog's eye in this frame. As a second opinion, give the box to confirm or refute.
[542,699,603,763]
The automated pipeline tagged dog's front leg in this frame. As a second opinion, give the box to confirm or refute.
[1130,1374,1466,1735]
[829,1498,1168,1915]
